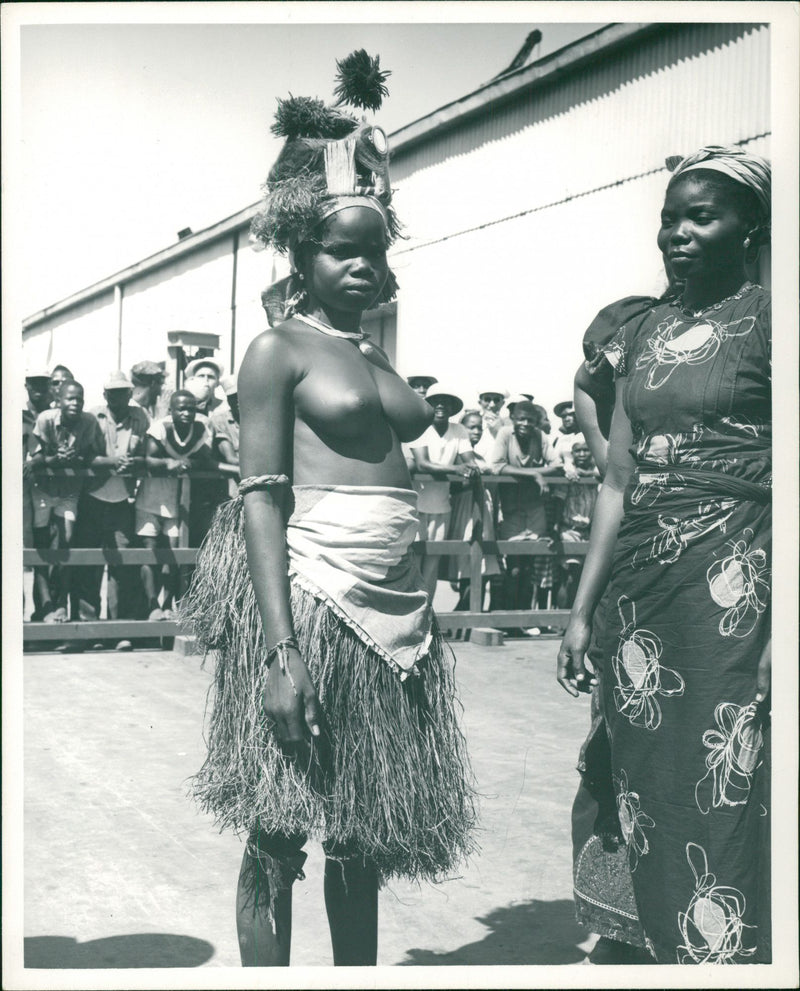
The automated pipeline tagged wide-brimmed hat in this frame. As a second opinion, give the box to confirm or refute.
[554,401,575,418]
[25,364,51,381]
[104,371,133,391]
[185,358,223,380]
[406,374,438,387]
[507,392,534,408]
[478,387,509,400]
[426,385,464,415]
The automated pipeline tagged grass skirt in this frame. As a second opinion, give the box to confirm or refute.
[181,497,477,883]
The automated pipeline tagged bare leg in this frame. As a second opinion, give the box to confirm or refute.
[236,832,307,967]
[161,533,181,611]
[32,524,56,618]
[139,536,160,613]
[236,846,293,967]
[324,855,378,966]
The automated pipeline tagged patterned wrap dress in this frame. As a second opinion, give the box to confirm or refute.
[601,282,771,964]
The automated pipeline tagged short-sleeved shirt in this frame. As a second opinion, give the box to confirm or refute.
[87,404,150,502]
[29,409,105,499]
[210,407,240,499]
[409,422,472,514]
[551,430,586,463]
[489,424,560,536]
[136,415,212,518]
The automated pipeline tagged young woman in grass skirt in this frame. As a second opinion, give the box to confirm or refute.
[181,52,476,967]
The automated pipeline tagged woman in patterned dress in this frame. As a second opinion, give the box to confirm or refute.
[557,146,771,963]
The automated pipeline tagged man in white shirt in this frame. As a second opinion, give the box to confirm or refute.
[474,387,509,460]
[408,386,479,599]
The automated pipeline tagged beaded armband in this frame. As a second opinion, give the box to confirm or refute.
[238,474,290,495]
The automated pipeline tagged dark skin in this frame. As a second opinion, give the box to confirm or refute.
[140,396,215,610]
[92,388,147,474]
[558,173,770,702]
[28,383,94,612]
[48,368,74,406]
[237,206,433,966]
[495,409,563,493]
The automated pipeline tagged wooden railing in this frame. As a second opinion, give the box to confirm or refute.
[23,470,595,643]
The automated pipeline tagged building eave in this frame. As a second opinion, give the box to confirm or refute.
[23,201,262,333]
[24,21,658,333]
[387,22,659,155]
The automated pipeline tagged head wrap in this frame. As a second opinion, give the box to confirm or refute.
[252,51,401,326]
[666,145,771,227]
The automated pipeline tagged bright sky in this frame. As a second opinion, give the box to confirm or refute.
[17,14,601,316]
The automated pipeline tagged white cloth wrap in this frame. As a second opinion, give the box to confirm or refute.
[286,485,433,675]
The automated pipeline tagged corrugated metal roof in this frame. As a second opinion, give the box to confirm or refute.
[23,20,769,332]
[390,22,768,180]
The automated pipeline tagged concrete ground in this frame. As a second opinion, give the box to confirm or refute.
[22,634,597,970]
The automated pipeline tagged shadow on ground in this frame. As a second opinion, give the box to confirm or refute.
[24,934,214,968]
[400,898,588,965]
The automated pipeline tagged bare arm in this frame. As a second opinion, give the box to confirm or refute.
[557,378,635,695]
[574,360,614,475]
[237,330,321,744]
[412,446,478,478]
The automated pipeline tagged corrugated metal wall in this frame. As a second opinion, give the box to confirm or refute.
[392,23,768,182]
[22,22,771,415]
[391,23,770,413]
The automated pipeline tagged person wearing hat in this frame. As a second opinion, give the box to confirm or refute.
[488,399,564,632]
[23,367,57,621]
[406,374,438,398]
[183,358,228,542]
[184,357,224,417]
[48,365,75,408]
[75,372,150,647]
[408,386,480,598]
[550,400,585,480]
[130,360,170,421]
[210,375,241,500]
[474,387,509,460]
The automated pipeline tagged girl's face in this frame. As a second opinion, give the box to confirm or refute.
[463,414,483,447]
[302,207,389,314]
[657,175,750,291]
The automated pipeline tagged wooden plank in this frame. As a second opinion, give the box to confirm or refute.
[436,610,570,628]
[23,549,198,566]
[23,621,183,640]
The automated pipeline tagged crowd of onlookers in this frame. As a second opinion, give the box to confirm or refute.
[22,363,599,649]
[22,357,240,650]
[403,375,599,637]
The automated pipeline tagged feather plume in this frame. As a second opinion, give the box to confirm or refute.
[271,95,358,139]
[333,50,391,112]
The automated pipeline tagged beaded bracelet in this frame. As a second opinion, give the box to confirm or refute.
[266,636,300,695]
[239,474,290,495]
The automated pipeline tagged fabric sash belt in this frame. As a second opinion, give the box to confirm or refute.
[635,463,771,505]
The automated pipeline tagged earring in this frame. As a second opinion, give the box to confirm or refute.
[743,237,752,249]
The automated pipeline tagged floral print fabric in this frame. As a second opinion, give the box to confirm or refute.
[601,286,771,963]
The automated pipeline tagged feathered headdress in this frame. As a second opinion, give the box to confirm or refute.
[253,51,401,323]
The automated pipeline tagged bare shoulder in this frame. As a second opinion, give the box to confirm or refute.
[239,322,304,387]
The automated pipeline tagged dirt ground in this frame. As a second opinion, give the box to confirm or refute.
[22,635,597,970]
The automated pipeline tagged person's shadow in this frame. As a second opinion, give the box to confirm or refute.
[24,933,214,968]
[399,898,588,965]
